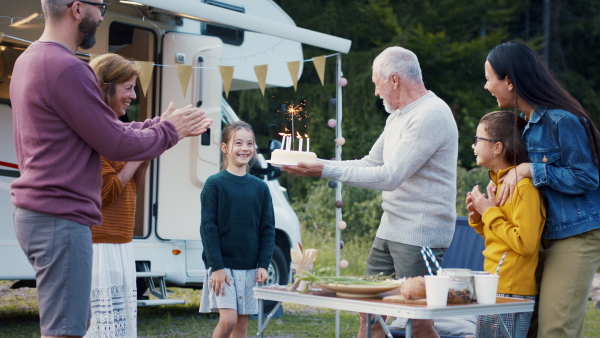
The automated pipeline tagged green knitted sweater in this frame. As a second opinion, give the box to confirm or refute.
[200,170,275,271]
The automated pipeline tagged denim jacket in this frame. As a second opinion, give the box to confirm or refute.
[523,107,600,239]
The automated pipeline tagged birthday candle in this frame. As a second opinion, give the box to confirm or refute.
[286,135,292,151]
[279,133,286,150]
[297,132,303,152]
[305,134,310,152]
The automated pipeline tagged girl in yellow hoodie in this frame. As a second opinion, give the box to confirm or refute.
[466,110,545,337]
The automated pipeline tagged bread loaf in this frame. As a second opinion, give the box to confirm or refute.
[400,276,426,299]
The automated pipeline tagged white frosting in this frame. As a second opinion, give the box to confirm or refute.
[270,149,317,165]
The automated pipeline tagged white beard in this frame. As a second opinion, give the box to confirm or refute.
[383,101,400,115]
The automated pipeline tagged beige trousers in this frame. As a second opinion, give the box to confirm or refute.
[535,228,600,338]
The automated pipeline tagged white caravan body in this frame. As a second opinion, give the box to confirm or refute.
[0,0,351,298]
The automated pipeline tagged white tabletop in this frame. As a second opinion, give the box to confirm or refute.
[254,287,534,320]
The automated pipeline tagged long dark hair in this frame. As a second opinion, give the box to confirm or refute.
[487,41,600,168]
[480,110,528,167]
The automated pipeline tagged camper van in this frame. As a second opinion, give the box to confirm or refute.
[0,0,351,306]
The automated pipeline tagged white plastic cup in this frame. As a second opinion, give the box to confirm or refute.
[424,275,450,307]
[471,271,490,300]
[474,274,499,304]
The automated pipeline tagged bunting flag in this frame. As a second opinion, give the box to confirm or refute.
[287,61,300,91]
[1,32,338,96]
[312,55,326,86]
[176,65,193,99]
[254,64,268,96]
[136,61,155,97]
[219,66,234,98]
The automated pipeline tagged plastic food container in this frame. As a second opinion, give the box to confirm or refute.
[438,269,474,304]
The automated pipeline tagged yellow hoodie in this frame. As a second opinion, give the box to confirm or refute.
[469,166,545,296]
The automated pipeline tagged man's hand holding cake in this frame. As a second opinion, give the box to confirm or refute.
[282,161,324,177]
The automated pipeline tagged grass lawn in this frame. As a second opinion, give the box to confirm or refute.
[1,278,600,337]
[0,280,361,337]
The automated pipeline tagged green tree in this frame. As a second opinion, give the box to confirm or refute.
[231,0,599,207]
[514,0,600,123]
[232,0,524,197]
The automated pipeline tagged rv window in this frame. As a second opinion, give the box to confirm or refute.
[201,0,245,46]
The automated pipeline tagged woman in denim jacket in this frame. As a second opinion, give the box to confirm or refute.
[484,41,600,338]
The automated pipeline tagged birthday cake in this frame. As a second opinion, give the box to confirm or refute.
[269,149,317,166]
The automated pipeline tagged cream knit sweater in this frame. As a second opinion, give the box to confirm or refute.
[321,91,458,248]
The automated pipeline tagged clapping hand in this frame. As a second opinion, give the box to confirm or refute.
[465,191,481,223]
[467,184,498,222]
[161,101,209,140]
[192,118,214,136]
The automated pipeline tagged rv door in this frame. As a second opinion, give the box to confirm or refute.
[155,33,222,240]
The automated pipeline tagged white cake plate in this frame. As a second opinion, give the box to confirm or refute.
[266,160,297,167]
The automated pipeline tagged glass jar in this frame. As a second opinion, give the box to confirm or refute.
[290,263,314,292]
[438,269,474,304]
[291,262,314,278]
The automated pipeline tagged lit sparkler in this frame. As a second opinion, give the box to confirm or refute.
[277,100,309,151]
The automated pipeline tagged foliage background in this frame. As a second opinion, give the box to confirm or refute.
[2,1,600,336]
[228,0,599,237]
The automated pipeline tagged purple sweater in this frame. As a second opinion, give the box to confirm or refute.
[10,41,178,226]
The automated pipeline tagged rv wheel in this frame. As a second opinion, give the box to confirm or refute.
[263,245,289,312]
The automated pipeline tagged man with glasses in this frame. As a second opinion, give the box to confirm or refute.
[9,1,211,337]
[66,0,108,49]
[67,0,108,16]
[283,46,459,337]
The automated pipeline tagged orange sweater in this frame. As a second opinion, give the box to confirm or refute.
[91,158,138,244]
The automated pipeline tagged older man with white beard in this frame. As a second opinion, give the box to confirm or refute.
[9,1,210,337]
[283,46,458,338]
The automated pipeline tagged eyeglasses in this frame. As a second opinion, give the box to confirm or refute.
[473,135,498,146]
[67,1,108,16]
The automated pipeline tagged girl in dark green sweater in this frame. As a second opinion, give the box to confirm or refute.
[199,121,275,338]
